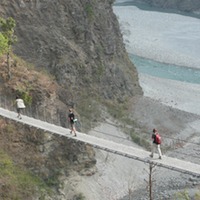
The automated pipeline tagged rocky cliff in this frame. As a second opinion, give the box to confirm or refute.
[0,0,142,199]
[0,55,98,199]
[0,0,142,112]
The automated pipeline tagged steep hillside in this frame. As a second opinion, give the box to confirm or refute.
[0,0,142,118]
[0,55,97,199]
[0,0,143,199]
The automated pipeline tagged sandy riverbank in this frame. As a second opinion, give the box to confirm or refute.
[63,4,200,200]
[113,2,200,137]
[113,5,200,69]
[139,74,200,115]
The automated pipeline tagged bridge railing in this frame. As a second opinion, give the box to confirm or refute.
[0,95,62,126]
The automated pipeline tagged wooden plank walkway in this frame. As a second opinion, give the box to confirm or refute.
[0,107,200,176]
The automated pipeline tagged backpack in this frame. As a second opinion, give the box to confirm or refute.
[155,134,161,144]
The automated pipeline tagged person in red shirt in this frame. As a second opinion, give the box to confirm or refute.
[150,128,162,159]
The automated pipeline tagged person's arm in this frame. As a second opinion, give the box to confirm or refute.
[152,134,155,143]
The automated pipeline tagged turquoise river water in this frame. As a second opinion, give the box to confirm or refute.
[130,54,200,84]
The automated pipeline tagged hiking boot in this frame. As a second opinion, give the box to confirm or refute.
[149,154,153,158]
[159,156,162,159]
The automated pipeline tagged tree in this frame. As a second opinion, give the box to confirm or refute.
[0,33,8,56]
[0,17,17,79]
[144,163,157,200]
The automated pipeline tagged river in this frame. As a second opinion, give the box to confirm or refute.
[113,0,200,80]
[130,54,200,84]
[113,0,200,115]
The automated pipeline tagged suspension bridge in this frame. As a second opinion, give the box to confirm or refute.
[0,107,200,176]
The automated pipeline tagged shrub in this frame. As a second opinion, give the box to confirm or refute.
[74,193,86,200]
[0,33,8,56]
[0,150,49,199]
[85,3,94,20]
[16,90,32,106]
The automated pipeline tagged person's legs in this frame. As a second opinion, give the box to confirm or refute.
[17,108,22,119]
[72,123,76,136]
[70,123,73,133]
[157,144,162,159]
[70,122,76,136]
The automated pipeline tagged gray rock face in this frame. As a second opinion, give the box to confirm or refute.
[0,0,142,105]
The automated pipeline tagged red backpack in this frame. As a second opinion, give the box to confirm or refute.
[155,134,161,144]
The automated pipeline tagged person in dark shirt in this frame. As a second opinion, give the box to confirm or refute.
[68,108,77,137]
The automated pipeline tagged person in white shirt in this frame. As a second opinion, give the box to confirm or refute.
[15,96,26,119]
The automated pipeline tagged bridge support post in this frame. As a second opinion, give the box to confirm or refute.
[148,163,157,200]
[149,163,153,200]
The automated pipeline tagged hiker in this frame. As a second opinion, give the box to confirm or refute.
[15,96,26,119]
[150,128,162,159]
[68,108,77,137]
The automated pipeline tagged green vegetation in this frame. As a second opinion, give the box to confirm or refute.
[195,193,200,200]
[46,168,62,187]
[174,190,190,200]
[21,90,32,105]
[129,128,151,150]
[39,67,56,81]
[0,150,50,199]
[0,33,8,56]
[0,17,17,79]
[16,89,32,106]
[174,190,200,200]
[74,193,86,200]
[105,101,128,120]
[92,64,105,83]
[0,17,17,46]
[85,3,94,20]
[12,54,35,69]
[4,124,15,135]
[76,92,100,132]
